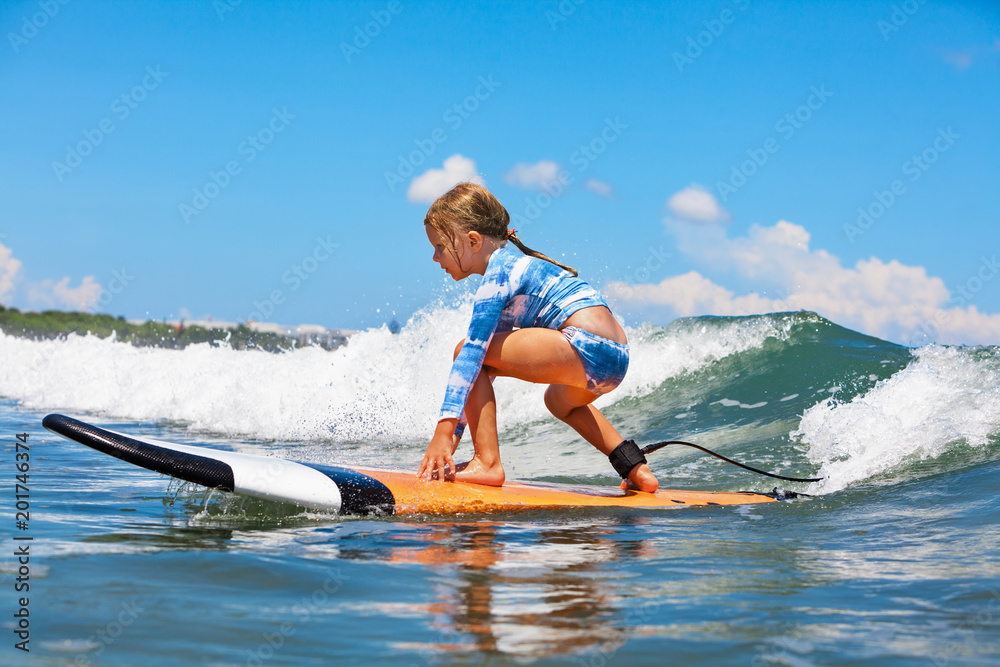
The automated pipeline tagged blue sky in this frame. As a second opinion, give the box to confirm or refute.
[1,0,998,345]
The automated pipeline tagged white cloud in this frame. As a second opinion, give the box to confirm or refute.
[671,218,823,283]
[942,38,1000,70]
[407,154,483,203]
[606,219,1000,346]
[0,242,22,304]
[27,276,103,311]
[2,242,104,311]
[504,160,561,190]
[608,271,778,316]
[666,185,730,223]
[585,178,614,197]
[943,50,974,70]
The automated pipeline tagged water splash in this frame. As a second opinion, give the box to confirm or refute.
[795,344,1000,493]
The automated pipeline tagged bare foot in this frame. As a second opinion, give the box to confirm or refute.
[619,463,659,493]
[454,457,505,486]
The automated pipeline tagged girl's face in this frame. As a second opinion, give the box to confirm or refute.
[426,225,473,280]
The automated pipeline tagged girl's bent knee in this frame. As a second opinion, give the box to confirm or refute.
[544,386,572,421]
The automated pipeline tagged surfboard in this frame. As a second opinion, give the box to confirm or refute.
[42,414,777,515]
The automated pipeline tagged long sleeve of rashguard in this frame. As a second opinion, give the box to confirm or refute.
[438,277,510,421]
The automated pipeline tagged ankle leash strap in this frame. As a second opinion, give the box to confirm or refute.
[609,439,647,479]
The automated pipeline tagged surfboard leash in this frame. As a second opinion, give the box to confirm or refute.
[640,440,824,484]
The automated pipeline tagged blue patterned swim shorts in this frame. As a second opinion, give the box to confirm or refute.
[560,326,630,395]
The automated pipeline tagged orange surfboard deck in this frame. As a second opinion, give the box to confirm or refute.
[358,467,776,514]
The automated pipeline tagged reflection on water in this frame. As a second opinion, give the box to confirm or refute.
[170,476,667,657]
[382,520,655,660]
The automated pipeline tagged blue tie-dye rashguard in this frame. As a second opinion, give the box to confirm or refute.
[439,243,608,422]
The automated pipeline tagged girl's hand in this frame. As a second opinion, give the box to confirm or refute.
[418,419,459,481]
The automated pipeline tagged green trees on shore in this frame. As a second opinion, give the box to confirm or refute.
[0,305,338,352]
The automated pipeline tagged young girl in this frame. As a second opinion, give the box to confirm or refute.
[416,183,659,493]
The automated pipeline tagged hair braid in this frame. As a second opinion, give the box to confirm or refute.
[506,231,578,276]
[424,182,578,276]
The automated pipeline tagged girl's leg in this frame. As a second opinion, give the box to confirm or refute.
[543,384,658,492]
[452,361,505,485]
[454,329,658,491]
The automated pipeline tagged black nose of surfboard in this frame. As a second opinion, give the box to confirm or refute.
[43,413,237,492]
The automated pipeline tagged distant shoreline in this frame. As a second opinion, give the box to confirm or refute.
[0,305,352,352]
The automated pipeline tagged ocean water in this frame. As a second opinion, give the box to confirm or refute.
[1,309,998,666]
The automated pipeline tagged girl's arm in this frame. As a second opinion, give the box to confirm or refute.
[420,267,512,481]
[438,279,509,422]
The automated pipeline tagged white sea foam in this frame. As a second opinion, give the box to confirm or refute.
[0,305,792,445]
[0,307,461,443]
[794,344,1000,494]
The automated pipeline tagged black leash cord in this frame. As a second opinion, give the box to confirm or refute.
[641,440,824,483]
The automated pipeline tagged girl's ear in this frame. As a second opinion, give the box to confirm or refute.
[466,230,483,250]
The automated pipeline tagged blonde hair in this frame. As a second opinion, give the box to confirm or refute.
[423,182,577,276]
